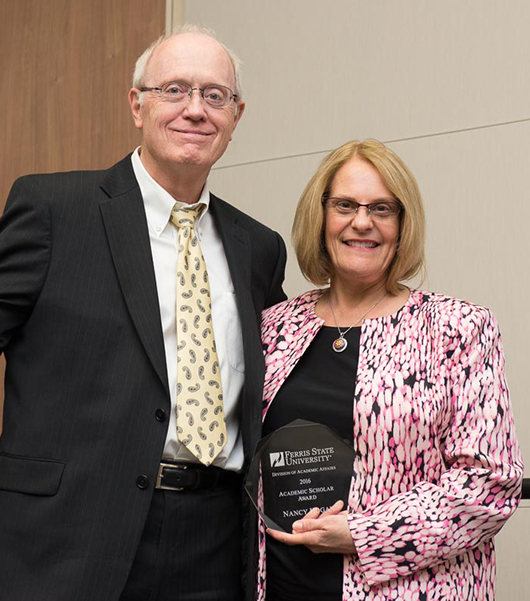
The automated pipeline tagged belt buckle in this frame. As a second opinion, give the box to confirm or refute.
[156,462,187,491]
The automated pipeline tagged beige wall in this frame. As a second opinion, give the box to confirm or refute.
[176,1,529,598]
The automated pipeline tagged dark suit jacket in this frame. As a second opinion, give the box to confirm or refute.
[0,155,286,601]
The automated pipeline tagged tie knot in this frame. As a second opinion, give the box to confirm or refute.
[170,204,204,229]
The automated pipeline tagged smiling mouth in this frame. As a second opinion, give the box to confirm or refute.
[175,129,212,136]
[344,240,379,248]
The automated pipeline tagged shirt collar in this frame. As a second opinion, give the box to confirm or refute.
[131,147,210,238]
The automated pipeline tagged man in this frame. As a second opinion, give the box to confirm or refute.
[0,26,286,601]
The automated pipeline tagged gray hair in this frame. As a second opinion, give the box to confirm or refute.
[132,24,243,101]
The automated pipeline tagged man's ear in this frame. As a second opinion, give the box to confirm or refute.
[128,89,144,130]
[230,100,245,140]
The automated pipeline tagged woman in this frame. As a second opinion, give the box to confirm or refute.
[258,140,523,600]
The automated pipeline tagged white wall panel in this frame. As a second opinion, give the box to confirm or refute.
[186,0,530,169]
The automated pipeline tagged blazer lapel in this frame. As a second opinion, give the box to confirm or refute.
[98,157,169,395]
[209,195,252,298]
[209,195,261,363]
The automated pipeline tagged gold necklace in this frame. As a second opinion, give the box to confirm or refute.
[327,292,387,353]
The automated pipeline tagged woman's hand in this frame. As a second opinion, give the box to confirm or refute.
[266,501,357,556]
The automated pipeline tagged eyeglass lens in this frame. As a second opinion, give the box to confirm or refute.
[327,198,401,219]
[162,82,233,107]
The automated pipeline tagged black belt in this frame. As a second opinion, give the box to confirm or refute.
[155,461,241,491]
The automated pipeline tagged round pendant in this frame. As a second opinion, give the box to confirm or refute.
[332,337,348,353]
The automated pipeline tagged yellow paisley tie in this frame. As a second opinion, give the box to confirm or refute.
[170,204,226,466]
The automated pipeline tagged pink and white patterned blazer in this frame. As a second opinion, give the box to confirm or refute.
[258,289,523,600]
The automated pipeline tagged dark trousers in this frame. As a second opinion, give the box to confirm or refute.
[119,483,243,601]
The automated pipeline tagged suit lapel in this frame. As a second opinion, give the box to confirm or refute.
[209,195,253,309]
[99,157,169,395]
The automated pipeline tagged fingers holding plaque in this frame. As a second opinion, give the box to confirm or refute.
[245,420,356,532]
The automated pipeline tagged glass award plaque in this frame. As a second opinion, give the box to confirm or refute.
[245,419,356,532]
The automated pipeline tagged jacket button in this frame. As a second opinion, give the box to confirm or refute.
[155,409,167,422]
[136,475,149,490]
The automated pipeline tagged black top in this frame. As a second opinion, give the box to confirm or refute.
[262,326,360,601]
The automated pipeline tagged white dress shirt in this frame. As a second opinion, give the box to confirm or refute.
[131,149,245,471]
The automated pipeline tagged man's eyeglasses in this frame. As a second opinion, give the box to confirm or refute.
[139,81,238,109]
[324,197,402,221]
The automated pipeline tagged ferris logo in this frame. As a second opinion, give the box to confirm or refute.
[269,452,286,468]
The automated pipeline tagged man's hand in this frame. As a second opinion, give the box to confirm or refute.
[266,501,357,555]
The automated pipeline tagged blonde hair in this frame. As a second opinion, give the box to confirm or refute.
[292,139,425,295]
